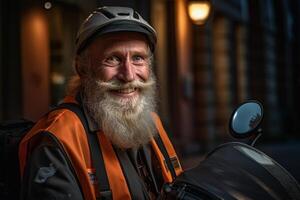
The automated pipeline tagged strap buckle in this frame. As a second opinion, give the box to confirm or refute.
[98,190,112,200]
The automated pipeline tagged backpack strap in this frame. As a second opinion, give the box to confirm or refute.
[154,135,177,180]
[57,103,112,200]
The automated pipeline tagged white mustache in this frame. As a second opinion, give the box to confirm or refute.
[95,79,155,92]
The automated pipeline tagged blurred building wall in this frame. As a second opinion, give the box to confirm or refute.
[162,0,300,155]
[21,7,50,120]
[0,0,22,120]
[1,0,300,156]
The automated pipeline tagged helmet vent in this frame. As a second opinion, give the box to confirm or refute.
[133,12,140,19]
[99,9,115,19]
[117,12,130,16]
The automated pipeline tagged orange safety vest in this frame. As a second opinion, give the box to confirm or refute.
[19,96,183,200]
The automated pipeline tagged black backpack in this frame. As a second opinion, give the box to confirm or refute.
[0,119,34,200]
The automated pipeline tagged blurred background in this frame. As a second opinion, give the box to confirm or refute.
[1,0,300,178]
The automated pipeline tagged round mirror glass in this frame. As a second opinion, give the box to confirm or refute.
[231,101,263,137]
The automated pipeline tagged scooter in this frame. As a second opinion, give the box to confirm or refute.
[161,100,300,200]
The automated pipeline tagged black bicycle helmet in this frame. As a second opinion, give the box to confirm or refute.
[75,6,157,54]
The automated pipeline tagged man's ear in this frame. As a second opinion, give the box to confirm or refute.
[75,55,88,78]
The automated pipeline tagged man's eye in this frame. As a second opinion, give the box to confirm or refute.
[104,56,121,66]
[132,55,146,65]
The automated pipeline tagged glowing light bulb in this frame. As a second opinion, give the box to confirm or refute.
[188,1,211,25]
[44,1,52,10]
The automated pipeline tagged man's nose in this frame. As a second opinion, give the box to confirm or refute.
[117,59,135,82]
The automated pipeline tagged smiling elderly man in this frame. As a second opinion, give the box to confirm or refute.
[19,6,182,200]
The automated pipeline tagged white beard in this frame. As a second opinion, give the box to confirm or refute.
[82,76,157,149]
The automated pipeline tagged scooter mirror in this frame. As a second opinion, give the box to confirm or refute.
[229,100,263,139]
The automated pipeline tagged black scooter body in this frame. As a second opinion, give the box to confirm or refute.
[163,142,300,200]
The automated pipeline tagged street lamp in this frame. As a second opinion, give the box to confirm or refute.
[188,0,212,25]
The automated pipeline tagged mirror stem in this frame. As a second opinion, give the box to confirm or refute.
[250,129,262,146]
